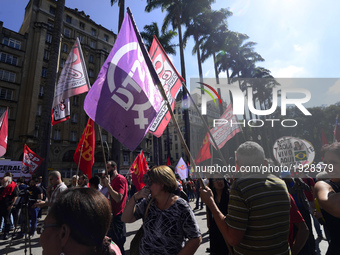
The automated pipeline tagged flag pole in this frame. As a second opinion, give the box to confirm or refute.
[75,144,84,187]
[127,7,204,187]
[97,124,108,176]
[181,84,229,167]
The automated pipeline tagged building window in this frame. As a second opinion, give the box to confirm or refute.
[175,144,178,150]
[54,129,61,140]
[64,28,71,38]
[47,19,54,28]
[60,58,66,68]
[73,96,79,106]
[176,153,179,160]
[41,68,47,77]
[102,134,108,143]
[71,113,78,123]
[0,107,8,118]
[34,125,39,138]
[36,104,42,116]
[90,41,95,48]
[0,70,16,83]
[88,69,94,78]
[49,6,56,15]
[174,135,177,141]
[43,50,49,60]
[2,37,21,50]
[78,35,84,43]
[0,52,17,65]
[91,28,96,36]
[46,33,52,43]
[123,152,129,166]
[89,54,94,63]
[104,34,109,42]
[39,86,44,97]
[66,15,72,24]
[70,131,77,142]
[0,88,13,100]
[62,43,68,53]
[79,21,85,30]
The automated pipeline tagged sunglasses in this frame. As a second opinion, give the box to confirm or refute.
[41,223,60,234]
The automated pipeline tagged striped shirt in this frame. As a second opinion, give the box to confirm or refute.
[225,174,290,255]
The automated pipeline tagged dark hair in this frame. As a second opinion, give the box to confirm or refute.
[107,161,117,168]
[49,188,111,248]
[79,174,89,185]
[89,175,101,189]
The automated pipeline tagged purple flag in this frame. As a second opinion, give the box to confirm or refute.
[84,11,162,151]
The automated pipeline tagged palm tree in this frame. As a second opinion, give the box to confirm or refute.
[37,0,65,180]
[111,0,125,32]
[141,22,177,54]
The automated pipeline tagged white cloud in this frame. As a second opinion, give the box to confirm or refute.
[294,44,303,52]
[272,65,305,78]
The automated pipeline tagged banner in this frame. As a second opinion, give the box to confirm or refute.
[272,136,315,168]
[195,132,211,165]
[0,108,8,157]
[130,151,149,191]
[22,144,44,174]
[176,157,188,180]
[84,11,162,151]
[210,104,242,149]
[52,38,90,125]
[73,118,95,179]
[0,161,31,179]
[148,36,183,137]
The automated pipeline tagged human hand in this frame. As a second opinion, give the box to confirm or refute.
[135,186,150,200]
[199,186,214,205]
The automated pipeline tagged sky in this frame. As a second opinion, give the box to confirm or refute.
[1,0,340,108]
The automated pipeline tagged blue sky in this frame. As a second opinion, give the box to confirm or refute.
[1,0,340,107]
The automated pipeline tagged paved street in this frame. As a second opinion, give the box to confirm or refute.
[0,201,329,255]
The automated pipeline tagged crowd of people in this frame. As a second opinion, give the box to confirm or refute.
[0,141,339,255]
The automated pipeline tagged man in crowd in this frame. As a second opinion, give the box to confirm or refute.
[103,161,128,255]
[0,175,18,240]
[15,178,43,239]
[68,175,79,188]
[200,141,291,254]
[35,171,67,212]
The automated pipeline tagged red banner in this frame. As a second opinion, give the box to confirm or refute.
[148,36,183,137]
[0,108,8,157]
[73,118,95,178]
[22,144,44,174]
[210,104,242,149]
[130,151,149,191]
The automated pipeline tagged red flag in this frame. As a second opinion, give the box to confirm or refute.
[166,155,171,166]
[22,144,44,174]
[52,38,90,125]
[148,36,183,137]
[73,118,95,178]
[130,151,149,191]
[334,116,340,142]
[195,132,211,165]
[0,108,8,157]
[322,130,329,145]
[210,104,242,149]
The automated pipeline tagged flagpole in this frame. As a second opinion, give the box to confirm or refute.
[75,144,84,187]
[126,8,204,187]
[97,124,108,175]
[181,84,229,167]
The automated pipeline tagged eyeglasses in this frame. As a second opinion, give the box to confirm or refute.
[41,223,60,234]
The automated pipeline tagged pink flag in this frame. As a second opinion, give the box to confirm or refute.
[148,36,184,137]
[52,38,90,125]
[0,108,8,157]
